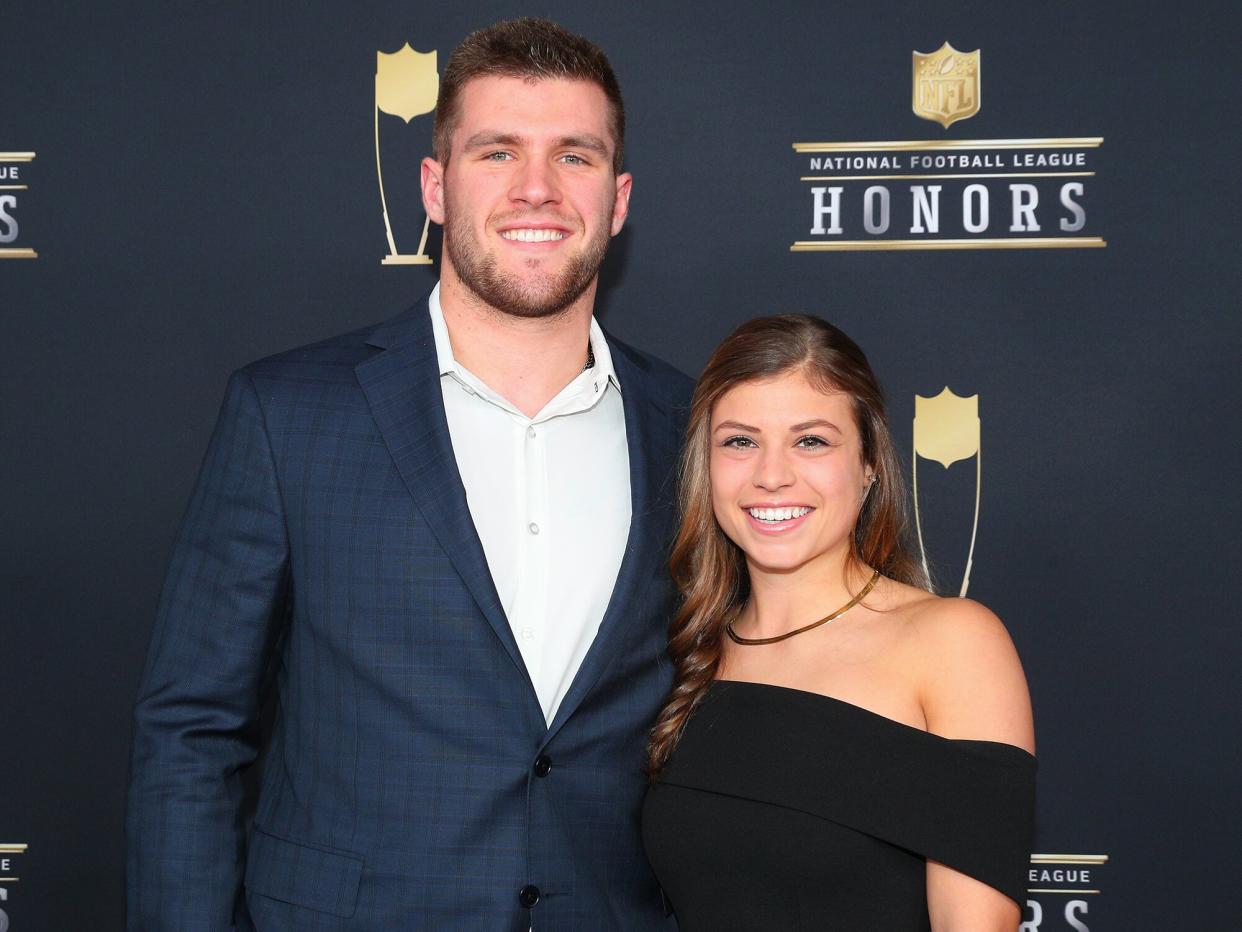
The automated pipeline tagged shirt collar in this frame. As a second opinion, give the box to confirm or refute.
[428,282,621,395]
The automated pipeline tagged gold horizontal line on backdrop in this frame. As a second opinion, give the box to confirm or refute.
[0,185,30,190]
[799,172,1096,182]
[0,249,39,259]
[1026,889,1101,895]
[793,137,1104,152]
[1031,854,1110,865]
[0,152,36,161]
[0,845,28,853]
[791,238,1106,252]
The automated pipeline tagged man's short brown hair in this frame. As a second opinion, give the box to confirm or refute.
[433,18,626,174]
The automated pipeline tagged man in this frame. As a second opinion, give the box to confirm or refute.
[127,18,690,931]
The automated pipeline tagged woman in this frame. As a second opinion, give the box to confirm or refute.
[642,316,1035,930]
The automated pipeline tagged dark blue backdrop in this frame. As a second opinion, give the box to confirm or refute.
[3,2,1238,929]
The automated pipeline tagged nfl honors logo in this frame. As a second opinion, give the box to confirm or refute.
[912,388,981,596]
[913,42,981,128]
[374,43,440,265]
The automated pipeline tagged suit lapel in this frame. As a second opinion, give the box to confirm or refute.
[354,302,534,687]
[544,343,681,743]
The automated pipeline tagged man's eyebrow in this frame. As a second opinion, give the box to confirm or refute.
[714,420,760,432]
[557,134,609,155]
[462,131,525,150]
[460,132,610,156]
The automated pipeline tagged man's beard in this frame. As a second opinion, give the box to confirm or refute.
[444,202,611,320]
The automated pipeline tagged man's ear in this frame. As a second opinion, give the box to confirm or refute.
[610,171,633,236]
[421,156,446,225]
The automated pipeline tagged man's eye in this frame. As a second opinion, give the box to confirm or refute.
[561,153,587,165]
[485,151,513,161]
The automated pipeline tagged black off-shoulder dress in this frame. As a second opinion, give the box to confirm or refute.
[642,680,1036,931]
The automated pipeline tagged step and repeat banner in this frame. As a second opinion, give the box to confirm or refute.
[2,3,1237,929]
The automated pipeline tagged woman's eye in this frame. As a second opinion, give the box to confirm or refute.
[722,436,757,449]
[795,435,831,449]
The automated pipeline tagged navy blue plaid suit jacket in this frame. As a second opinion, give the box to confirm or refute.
[126,297,692,931]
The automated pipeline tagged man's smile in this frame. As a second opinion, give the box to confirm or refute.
[499,228,568,242]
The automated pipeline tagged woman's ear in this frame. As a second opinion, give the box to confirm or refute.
[861,470,878,503]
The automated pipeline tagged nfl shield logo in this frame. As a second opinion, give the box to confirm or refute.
[912,42,981,129]
[913,387,979,469]
[376,44,439,123]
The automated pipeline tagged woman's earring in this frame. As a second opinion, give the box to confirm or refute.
[861,474,877,503]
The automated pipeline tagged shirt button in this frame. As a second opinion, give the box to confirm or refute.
[521,627,535,641]
[526,425,537,439]
[519,884,541,908]
[528,522,540,535]
[533,755,553,777]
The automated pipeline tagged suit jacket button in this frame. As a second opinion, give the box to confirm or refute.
[533,755,553,777]
[519,884,541,908]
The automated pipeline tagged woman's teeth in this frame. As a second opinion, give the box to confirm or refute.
[747,506,811,523]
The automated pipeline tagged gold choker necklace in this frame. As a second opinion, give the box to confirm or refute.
[725,569,882,646]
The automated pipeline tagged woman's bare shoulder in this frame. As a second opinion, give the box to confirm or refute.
[905,594,1013,648]
[895,592,1035,753]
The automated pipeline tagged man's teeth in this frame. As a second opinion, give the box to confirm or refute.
[501,228,566,242]
[747,506,812,522]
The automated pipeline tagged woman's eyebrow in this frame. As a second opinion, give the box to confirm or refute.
[789,419,841,433]
[714,420,760,433]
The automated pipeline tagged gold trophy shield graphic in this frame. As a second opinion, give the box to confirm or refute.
[375,44,439,265]
[912,43,980,129]
[913,388,981,596]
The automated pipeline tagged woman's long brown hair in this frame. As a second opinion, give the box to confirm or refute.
[647,315,929,775]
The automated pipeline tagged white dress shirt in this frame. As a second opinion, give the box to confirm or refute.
[429,285,631,724]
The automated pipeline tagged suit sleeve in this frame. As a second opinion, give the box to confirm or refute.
[126,370,291,931]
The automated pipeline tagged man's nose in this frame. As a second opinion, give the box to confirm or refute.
[509,157,561,208]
